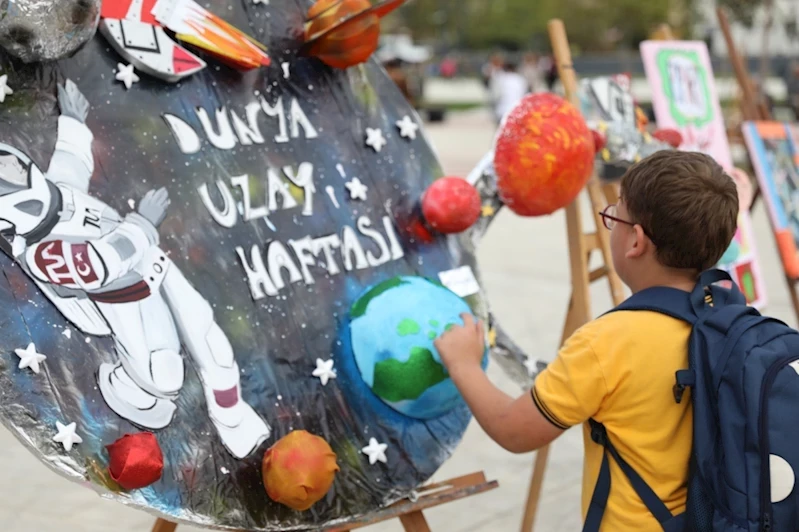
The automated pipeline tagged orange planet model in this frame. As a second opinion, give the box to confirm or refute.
[262,430,340,511]
[494,93,595,216]
[303,0,406,69]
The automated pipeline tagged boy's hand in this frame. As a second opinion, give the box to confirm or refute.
[434,313,485,375]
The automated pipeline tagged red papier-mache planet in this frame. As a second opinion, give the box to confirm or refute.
[493,93,595,216]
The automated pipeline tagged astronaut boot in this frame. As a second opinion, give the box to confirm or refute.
[203,381,270,459]
[98,363,177,429]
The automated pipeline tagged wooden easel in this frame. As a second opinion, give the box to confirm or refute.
[519,19,627,532]
[152,472,498,532]
[716,6,799,325]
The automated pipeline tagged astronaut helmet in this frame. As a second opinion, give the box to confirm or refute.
[0,143,52,236]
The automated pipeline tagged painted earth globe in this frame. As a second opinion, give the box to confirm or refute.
[349,276,488,419]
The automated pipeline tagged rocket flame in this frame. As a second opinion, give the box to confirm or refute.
[153,0,270,69]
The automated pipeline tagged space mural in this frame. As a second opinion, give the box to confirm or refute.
[0,0,532,529]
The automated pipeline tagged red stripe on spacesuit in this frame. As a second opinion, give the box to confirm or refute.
[89,281,151,304]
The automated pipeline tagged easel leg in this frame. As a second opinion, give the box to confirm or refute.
[520,444,552,532]
[152,519,177,532]
[399,511,431,532]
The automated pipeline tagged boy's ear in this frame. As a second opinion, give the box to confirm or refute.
[625,224,649,259]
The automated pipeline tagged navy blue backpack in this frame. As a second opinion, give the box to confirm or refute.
[583,269,799,532]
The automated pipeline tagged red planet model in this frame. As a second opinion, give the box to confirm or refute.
[494,93,596,216]
[421,177,482,234]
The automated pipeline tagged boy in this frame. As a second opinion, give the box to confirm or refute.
[434,150,740,530]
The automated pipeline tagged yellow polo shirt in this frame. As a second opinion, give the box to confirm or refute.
[532,310,692,531]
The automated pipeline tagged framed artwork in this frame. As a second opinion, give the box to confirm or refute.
[641,40,767,308]
[743,122,799,279]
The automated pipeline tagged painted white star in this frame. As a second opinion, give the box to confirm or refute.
[312,358,337,386]
[396,115,419,140]
[14,343,46,374]
[345,178,368,201]
[53,421,83,452]
[361,437,388,465]
[115,63,140,90]
[365,127,387,152]
[0,74,13,103]
[62,329,72,339]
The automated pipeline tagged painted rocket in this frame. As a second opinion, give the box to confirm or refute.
[100,0,270,83]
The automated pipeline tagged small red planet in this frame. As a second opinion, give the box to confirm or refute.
[421,177,482,234]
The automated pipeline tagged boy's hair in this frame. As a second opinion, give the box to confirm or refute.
[620,150,739,272]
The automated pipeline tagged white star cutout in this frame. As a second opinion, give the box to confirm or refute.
[523,356,540,377]
[0,74,13,103]
[62,329,72,339]
[345,178,368,201]
[396,115,419,140]
[14,343,46,374]
[53,421,83,452]
[312,358,337,386]
[365,127,387,152]
[115,63,140,90]
[361,437,388,465]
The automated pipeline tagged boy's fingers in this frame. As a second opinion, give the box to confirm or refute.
[461,313,475,328]
[477,320,485,338]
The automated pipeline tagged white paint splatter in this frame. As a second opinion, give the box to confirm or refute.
[325,186,340,208]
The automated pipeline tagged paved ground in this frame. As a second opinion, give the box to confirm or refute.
[2,109,796,532]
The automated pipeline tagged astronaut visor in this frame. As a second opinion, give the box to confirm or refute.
[0,152,29,196]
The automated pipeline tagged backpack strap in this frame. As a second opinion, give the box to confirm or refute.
[609,286,696,325]
[583,420,683,532]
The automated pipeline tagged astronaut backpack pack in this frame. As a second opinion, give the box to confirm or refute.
[584,270,799,532]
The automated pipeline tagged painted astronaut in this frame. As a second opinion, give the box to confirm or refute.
[0,80,270,459]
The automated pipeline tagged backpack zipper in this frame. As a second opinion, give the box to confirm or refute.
[758,355,799,532]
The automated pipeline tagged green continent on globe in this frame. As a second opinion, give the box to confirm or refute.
[372,347,449,402]
[397,319,421,336]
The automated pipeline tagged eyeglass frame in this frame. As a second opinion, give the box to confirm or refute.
[598,204,658,245]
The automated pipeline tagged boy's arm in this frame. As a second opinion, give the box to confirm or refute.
[437,314,607,453]
[446,362,564,453]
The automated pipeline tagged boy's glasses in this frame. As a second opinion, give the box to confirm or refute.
[598,204,633,231]
[598,204,658,244]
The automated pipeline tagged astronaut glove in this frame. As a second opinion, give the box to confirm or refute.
[57,80,90,124]
[138,188,171,228]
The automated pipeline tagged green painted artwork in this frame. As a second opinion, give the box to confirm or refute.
[656,49,713,128]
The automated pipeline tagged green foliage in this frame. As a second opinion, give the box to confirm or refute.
[387,0,693,51]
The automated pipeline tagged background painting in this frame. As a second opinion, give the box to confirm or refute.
[743,122,799,279]
[641,40,767,308]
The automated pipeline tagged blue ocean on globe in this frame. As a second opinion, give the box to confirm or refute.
[349,276,488,419]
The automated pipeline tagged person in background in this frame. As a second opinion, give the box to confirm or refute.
[440,55,458,79]
[490,61,529,126]
[481,53,505,88]
[520,52,543,93]
[384,58,416,108]
[541,54,558,92]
